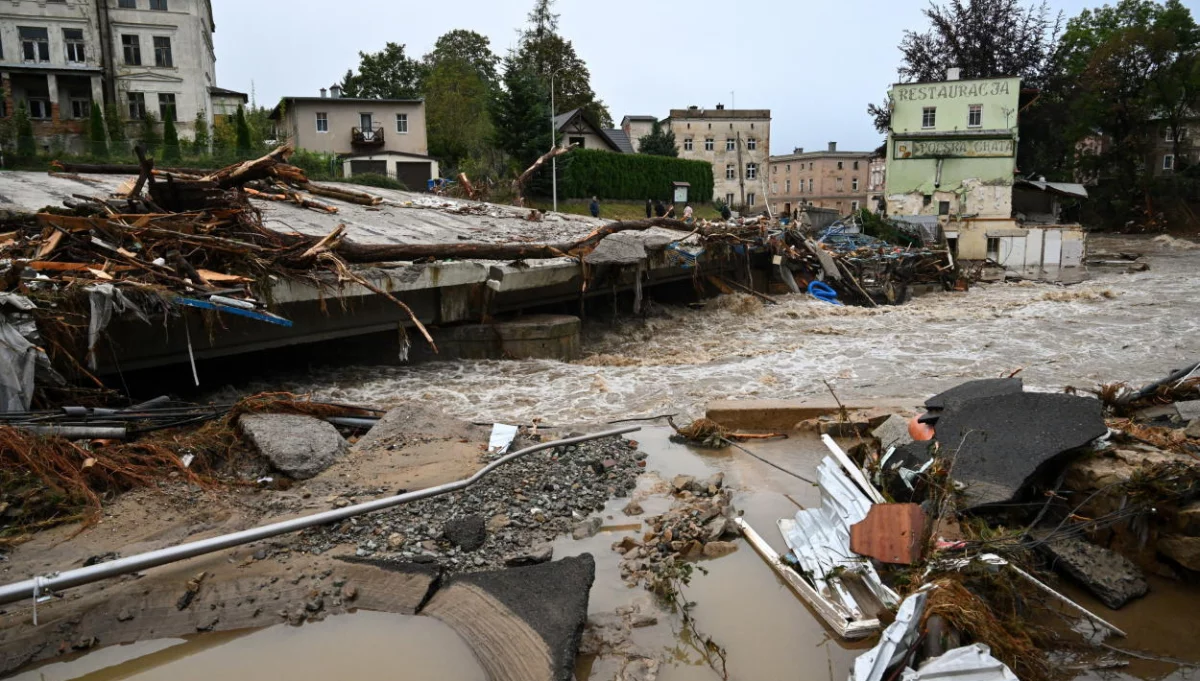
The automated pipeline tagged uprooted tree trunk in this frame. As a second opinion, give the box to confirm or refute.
[511,144,577,206]
[331,217,698,263]
[201,144,295,189]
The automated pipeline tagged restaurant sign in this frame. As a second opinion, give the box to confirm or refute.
[894,138,1015,159]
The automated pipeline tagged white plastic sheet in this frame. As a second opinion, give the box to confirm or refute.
[487,423,519,455]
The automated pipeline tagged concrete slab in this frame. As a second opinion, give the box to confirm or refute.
[1037,536,1148,609]
[1177,400,1200,421]
[934,392,1107,511]
[707,398,920,432]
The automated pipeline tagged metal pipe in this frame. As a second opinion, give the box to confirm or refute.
[324,416,380,429]
[0,426,639,606]
[21,426,127,440]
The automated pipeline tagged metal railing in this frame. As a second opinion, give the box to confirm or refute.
[351,126,385,147]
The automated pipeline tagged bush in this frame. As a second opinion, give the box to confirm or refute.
[558,149,713,202]
[14,103,34,158]
[162,109,181,162]
[89,103,107,158]
[290,149,341,180]
[332,173,407,191]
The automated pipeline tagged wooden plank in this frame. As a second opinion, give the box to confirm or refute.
[849,503,925,565]
[196,269,251,284]
[37,230,64,258]
[29,261,135,273]
[734,517,880,640]
[822,434,887,504]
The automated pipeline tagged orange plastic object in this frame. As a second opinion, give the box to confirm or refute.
[908,416,935,442]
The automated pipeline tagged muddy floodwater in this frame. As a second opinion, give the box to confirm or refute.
[224,236,1200,425]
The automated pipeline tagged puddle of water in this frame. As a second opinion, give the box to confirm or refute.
[10,611,486,681]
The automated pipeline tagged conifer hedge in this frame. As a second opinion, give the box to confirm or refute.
[557,149,714,202]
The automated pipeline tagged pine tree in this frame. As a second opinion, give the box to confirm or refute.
[491,59,552,171]
[192,111,211,155]
[104,104,125,158]
[88,103,108,158]
[235,105,252,154]
[14,102,34,158]
[140,111,161,155]
[162,107,180,161]
[638,121,678,157]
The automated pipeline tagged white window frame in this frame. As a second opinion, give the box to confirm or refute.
[725,193,735,206]
[684,138,693,151]
[968,104,982,128]
[808,178,814,192]
[126,91,145,120]
[19,27,50,63]
[746,163,758,180]
[64,29,85,63]
[922,107,936,129]
[70,97,91,119]
[396,113,408,134]
[1165,127,1174,142]
[852,177,859,191]
[725,164,736,180]
[785,179,791,193]
[27,97,51,120]
[704,138,714,151]
[1163,154,1175,171]
[747,137,757,151]
[315,112,328,133]
[725,138,735,151]
[747,192,756,207]
[851,200,860,212]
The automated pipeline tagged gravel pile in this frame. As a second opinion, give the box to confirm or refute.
[292,436,646,572]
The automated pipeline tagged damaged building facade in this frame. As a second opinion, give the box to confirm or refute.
[885,71,1086,278]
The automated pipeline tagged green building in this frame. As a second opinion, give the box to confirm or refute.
[884,72,1086,277]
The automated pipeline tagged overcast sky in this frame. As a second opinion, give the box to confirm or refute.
[214,0,1104,155]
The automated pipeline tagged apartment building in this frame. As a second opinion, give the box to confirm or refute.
[0,0,229,152]
[866,156,886,212]
[665,105,771,210]
[768,142,872,216]
[272,86,438,188]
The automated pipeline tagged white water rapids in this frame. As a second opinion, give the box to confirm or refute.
[235,236,1200,424]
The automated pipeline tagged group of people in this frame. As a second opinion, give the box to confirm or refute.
[584,196,711,224]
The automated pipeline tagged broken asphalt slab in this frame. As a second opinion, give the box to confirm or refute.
[238,414,348,479]
[933,392,1107,511]
[1035,536,1148,609]
[421,554,596,681]
[921,378,1024,422]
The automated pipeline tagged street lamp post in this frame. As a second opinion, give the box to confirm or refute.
[550,67,565,213]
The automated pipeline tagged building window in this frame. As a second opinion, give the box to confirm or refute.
[569,136,584,148]
[396,113,408,134]
[725,164,736,180]
[70,97,91,119]
[684,138,693,151]
[64,29,86,63]
[726,138,736,151]
[836,178,845,192]
[837,161,844,170]
[809,162,814,170]
[786,164,790,172]
[725,193,734,206]
[748,192,756,207]
[746,163,758,180]
[1165,127,1175,142]
[747,137,757,151]
[853,161,860,170]
[122,35,141,65]
[127,92,146,120]
[150,0,168,9]
[968,104,983,128]
[938,201,951,215]
[922,107,936,129]
[986,237,1001,261]
[27,98,51,120]
[852,177,860,191]
[704,138,714,151]
[158,93,176,120]
[772,165,777,175]
[153,36,173,67]
[923,194,933,206]
[1164,154,1175,171]
[118,0,136,6]
[785,179,791,193]
[808,178,814,192]
[851,200,860,212]
[772,182,778,194]
[19,27,50,63]
[315,112,328,132]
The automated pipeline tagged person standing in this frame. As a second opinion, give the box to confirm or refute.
[683,205,694,223]
[654,199,666,217]
[589,196,600,218]
[645,199,653,219]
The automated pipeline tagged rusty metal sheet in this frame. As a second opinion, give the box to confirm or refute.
[850,503,925,565]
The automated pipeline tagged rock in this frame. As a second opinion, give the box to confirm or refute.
[1176,400,1200,422]
[305,597,324,613]
[487,514,512,532]
[620,657,660,681]
[1187,420,1200,439]
[630,613,658,628]
[573,516,603,540]
[704,516,730,542]
[602,459,618,470]
[1178,501,1200,536]
[684,540,704,559]
[387,533,406,550]
[580,611,631,657]
[614,536,642,555]
[695,472,725,495]
[238,414,348,480]
[924,378,1024,412]
[1159,535,1200,572]
[702,541,738,558]
[443,516,487,552]
[872,414,915,449]
[623,500,644,517]
[116,607,134,622]
[671,475,696,493]
[341,584,358,601]
[934,392,1107,511]
[505,544,554,567]
[1038,536,1148,609]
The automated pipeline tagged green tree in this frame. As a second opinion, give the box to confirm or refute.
[421,30,501,169]
[514,0,612,127]
[104,103,125,151]
[14,102,34,158]
[192,111,211,155]
[162,107,181,161]
[139,111,161,155]
[89,102,108,158]
[235,105,252,153]
[213,116,236,154]
[341,42,423,100]
[638,121,678,157]
[491,58,552,171]
[423,30,501,87]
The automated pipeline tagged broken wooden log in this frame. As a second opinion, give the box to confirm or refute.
[300,182,382,206]
[201,145,295,189]
[512,144,576,205]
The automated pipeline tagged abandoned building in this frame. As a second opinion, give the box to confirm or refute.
[665,105,772,210]
[885,69,1087,278]
[0,0,237,153]
[271,86,439,188]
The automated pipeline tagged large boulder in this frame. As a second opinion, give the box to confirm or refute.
[1159,536,1200,572]
[1038,536,1148,609]
[443,516,487,552]
[934,392,1107,511]
[238,414,348,480]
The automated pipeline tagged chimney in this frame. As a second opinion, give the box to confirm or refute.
[946,67,961,81]
[794,147,804,154]
[320,87,328,98]
[329,84,343,99]
[716,103,725,110]
[828,141,837,152]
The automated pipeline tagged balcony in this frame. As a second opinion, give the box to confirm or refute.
[351,126,385,148]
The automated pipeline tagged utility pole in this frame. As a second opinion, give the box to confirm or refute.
[549,68,564,213]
